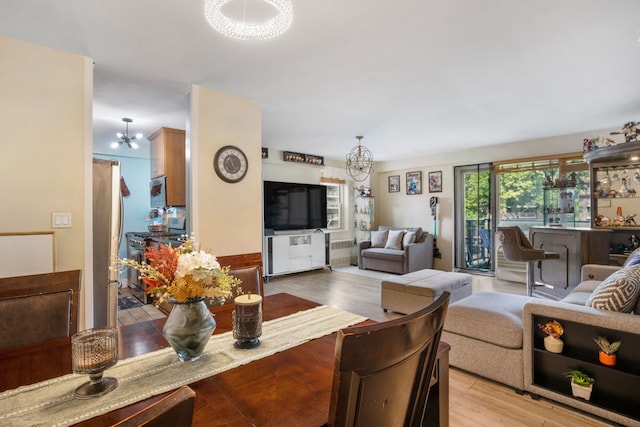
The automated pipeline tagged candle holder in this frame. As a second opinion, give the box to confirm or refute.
[71,327,119,399]
[233,294,263,349]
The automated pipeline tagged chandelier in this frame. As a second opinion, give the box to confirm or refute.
[346,136,374,182]
[110,118,143,149]
[204,0,294,41]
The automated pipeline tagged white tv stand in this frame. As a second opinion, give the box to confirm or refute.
[263,230,331,281]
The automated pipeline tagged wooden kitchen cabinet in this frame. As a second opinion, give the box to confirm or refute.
[149,127,186,206]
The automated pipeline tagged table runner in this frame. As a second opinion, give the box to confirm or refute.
[0,305,366,426]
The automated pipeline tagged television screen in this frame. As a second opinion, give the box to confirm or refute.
[264,181,327,231]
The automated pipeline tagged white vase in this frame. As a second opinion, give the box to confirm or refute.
[544,335,564,353]
[570,380,593,400]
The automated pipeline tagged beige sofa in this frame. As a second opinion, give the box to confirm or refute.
[442,251,640,426]
[357,226,433,274]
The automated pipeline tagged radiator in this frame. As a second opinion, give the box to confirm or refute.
[330,239,354,267]
[495,248,526,283]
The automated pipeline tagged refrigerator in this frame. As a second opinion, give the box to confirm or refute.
[93,158,123,327]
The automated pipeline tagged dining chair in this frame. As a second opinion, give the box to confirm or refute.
[496,225,560,295]
[110,386,196,427]
[0,270,81,351]
[206,265,263,308]
[327,292,450,427]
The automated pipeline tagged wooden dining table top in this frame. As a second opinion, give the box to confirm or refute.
[0,293,367,426]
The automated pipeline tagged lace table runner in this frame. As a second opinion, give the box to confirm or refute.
[0,305,366,427]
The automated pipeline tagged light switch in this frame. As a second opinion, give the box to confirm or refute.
[52,212,72,228]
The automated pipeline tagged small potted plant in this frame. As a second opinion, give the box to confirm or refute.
[594,336,621,366]
[538,320,564,353]
[566,368,595,400]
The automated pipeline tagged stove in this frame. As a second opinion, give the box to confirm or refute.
[125,231,185,303]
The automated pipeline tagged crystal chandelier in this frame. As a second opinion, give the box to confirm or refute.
[204,0,294,41]
[110,118,143,149]
[346,136,374,182]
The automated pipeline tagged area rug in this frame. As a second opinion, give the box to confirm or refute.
[118,296,142,310]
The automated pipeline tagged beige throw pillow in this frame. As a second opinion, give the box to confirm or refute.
[385,230,405,250]
[403,231,416,247]
[370,230,388,248]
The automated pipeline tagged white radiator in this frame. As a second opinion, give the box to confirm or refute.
[495,249,526,283]
[330,239,354,267]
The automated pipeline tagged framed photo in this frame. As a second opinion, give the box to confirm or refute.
[429,171,442,193]
[388,175,400,193]
[406,171,422,195]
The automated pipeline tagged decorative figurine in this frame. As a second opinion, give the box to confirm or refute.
[630,234,640,250]
[626,214,637,226]
[610,121,640,143]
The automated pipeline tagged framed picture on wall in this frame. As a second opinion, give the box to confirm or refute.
[429,171,442,193]
[406,171,422,195]
[388,175,400,193]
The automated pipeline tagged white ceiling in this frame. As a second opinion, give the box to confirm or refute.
[2,0,640,162]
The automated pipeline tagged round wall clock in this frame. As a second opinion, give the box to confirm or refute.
[213,145,248,183]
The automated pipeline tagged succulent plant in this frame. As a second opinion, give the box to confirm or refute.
[566,369,595,387]
[593,336,621,355]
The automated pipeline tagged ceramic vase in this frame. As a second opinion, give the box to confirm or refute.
[162,299,216,362]
[544,335,564,353]
[570,380,593,401]
[599,351,617,366]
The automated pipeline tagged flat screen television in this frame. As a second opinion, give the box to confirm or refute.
[263,181,327,231]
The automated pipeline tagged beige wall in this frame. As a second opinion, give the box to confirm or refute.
[372,129,617,270]
[0,35,90,321]
[188,85,263,256]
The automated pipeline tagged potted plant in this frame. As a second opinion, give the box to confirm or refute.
[594,336,621,366]
[566,369,595,400]
[538,320,564,353]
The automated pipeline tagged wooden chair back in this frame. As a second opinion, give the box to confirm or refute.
[111,386,196,427]
[327,292,450,427]
[206,265,263,308]
[0,270,81,351]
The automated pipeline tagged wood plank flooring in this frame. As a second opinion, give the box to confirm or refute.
[118,267,615,427]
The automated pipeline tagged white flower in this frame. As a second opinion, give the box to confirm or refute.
[175,250,221,278]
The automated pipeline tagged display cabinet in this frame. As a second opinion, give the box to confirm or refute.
[353,195,374,265]
[584,141,640,262]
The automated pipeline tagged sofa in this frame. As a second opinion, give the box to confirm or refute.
[441,249,640,426]
[357,226,434,274]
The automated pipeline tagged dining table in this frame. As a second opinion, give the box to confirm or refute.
[0,293,449,426]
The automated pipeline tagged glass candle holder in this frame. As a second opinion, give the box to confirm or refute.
[71,327,119,399]
[232,294,262,349]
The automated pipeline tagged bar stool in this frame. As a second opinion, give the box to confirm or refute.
[497,226,560,296]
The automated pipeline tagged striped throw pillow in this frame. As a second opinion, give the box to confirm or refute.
[586,266,640,313]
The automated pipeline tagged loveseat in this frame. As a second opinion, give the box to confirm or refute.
[357,226,433,274]
[441,249,640,426]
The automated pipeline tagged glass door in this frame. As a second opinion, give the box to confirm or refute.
[454,163,495,272]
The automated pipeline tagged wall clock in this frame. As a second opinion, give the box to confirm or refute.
[213,145,248,183]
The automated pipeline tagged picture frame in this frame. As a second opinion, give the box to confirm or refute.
[388,175,400,193]
[429,171,442,193]
[406,171,422,195]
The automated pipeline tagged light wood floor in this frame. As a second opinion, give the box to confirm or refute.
[118,267,614,427]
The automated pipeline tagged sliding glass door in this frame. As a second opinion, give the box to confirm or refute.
[454,163,495,272]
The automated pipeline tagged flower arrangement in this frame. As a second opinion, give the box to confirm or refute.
[538,320,564,339]
[120,237,241,305]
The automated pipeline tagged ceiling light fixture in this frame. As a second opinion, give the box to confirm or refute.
[346,136,374,182]
[204,0,293,41]
[110,118,142,149]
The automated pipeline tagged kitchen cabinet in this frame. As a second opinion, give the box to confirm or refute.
[149,127,186,206]
[584,140,640,262]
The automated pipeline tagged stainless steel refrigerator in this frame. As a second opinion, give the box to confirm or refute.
[93,158,123,327]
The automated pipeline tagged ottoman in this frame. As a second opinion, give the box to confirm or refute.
[441,291,533,391]
[381,269,473,315]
